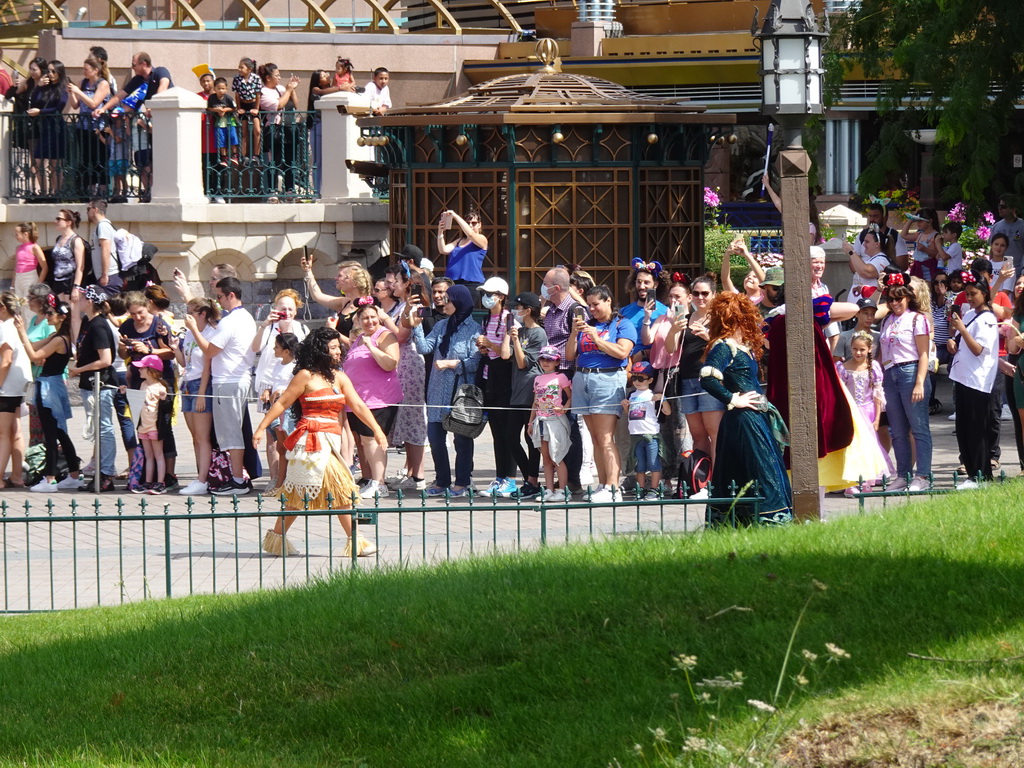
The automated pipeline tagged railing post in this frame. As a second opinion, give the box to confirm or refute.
[147,87,207,205]
[0,99,11,202]
[164,511,172,598]
[316,91,375,201]
[92,376,101,494]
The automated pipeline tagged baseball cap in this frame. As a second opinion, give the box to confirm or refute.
[399,243,423,262]
[538,345,561,360]
[131,354,164,372]
[478,276,510,295]
[513,291,541,310]
[630,361,655,378]
[856,297,877,310]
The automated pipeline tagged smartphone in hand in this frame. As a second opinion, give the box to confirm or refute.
[572,305,587,325]
[505,312,514,334]
[440,211,454,230]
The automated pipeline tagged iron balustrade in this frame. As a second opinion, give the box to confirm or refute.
[2,110,319,203]
[0,484,765,613]
[201,109,319,201]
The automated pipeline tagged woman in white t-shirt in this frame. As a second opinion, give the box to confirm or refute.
[176,297,220,496]
[257,63,300,201]
[844,229,892,303]
[947,273,1000,489]
[0,292,32,488]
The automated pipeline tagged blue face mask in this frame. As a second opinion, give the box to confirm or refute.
[540,284,551,301]
[481,295,498,309]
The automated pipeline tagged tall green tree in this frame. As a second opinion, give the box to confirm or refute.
[828,0,1024,207]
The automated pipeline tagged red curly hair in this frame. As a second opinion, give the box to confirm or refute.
[704,292,766,361]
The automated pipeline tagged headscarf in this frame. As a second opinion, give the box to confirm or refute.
[439,284,474,357]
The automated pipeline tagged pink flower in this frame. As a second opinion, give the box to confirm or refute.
[948,202,966,223]
[703,187,721,208]
[977,225,991,241]
[983,211,996,225]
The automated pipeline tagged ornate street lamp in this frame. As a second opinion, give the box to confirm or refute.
[753,0,827,521]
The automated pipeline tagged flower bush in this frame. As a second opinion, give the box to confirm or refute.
[859,187,921,214]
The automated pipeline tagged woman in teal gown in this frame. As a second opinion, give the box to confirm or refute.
[699,293,793,525]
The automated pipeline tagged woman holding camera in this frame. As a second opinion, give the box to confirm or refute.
[437,209,487,296]
[664,275,723,479]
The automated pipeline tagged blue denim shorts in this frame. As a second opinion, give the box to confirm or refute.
[572,369,627,416]
[633,436,662,473]
[679,377,726,415]
[181,377,202,413]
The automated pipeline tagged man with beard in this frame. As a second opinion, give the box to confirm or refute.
[621,259,668,360]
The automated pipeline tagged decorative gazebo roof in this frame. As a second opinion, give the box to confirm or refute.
[360,39,725,127]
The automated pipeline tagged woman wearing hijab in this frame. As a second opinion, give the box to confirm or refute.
[409,284,481,497]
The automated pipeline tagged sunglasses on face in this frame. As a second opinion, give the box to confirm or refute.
[54,217,68,222]
[998,204,1009,209]
[692,291,711,298]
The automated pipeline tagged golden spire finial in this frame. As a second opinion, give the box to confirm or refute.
[535,38,560,73]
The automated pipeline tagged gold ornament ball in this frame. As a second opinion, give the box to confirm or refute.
[552,131,564,144]
[455,134,468,147]
[356,136,366,147]
[646,133,659,144]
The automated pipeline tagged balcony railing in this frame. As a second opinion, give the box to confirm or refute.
[4,109,319,203]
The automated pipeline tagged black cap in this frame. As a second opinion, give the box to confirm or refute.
[857,297,877,310]
[399,243,424,262]
[513,291,541,309]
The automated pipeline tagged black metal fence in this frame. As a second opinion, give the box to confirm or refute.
[3,110,319,203]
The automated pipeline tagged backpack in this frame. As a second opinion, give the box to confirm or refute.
[207,448,250,491]
[675,449,711,498]
[125,444,146,492]
[113,228,158,291]
[441,370,486,438]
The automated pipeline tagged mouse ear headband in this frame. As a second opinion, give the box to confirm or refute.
[631,257,663,276]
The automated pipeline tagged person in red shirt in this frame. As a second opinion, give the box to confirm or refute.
[0,48,13,96]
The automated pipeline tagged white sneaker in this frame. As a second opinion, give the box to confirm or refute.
[179,480,209,495]
[213,196,226,204]
[476,478,503,498]
[884,476,908,491]
[385,468,409,484]
[393,475,426,491]
[542,489,562,503]
[81,460,96,474]
[908,476,930,492]
[359,480,388,499]
[947,412,957,421]
[956,479,979,491]
[1001,404,1013,421]
[29,479,58,493]
[55,475,86,490]
[688,487,710,500]
[589,487,614,504]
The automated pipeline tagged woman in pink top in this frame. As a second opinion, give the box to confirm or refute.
[13,223,46,318]
[343,297,400,499]
[878,271,932,492]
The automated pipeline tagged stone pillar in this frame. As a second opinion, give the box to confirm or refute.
[571,22,605,57]
[316,91,374,201]
[148,87,206,205]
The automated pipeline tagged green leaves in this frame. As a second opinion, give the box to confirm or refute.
[830,0,1024,206]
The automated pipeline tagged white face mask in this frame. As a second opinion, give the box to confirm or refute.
[540,284,551,301]
[481,295,498,309]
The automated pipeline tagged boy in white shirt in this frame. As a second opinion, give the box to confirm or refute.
[365,67,392,116]
[938,222,964,274]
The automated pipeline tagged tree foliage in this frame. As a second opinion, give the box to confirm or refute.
[828,0,1024,208]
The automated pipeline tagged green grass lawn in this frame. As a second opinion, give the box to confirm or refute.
[0,487,1022,767]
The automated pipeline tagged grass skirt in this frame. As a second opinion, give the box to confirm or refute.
[280,431,360,511]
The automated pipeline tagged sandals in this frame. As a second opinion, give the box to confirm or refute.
[0,479,26,490]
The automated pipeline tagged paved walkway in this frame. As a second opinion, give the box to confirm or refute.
[0,376,1014,612]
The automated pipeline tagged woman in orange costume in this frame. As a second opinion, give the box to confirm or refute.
[254,326,386,558]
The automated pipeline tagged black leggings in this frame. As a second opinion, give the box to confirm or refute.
[504,407,540,482]
[38,402,81,477]
[955,384,994,480]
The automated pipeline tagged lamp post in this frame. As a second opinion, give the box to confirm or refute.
[754,0,827,521]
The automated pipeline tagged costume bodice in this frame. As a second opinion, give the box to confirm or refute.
[299,388,346,420]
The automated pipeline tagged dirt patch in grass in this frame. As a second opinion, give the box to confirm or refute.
[777,701,1024,767]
